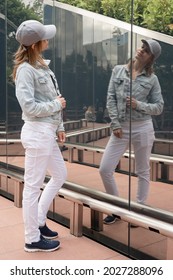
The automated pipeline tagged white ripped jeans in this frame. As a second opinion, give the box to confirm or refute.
[21,121,67,244]
[99,120,155,204]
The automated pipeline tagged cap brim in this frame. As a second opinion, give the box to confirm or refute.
[42,25,56,40]
[141,39,148,45]
[141,39,152,54]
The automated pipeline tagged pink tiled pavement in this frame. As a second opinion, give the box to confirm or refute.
[0,196,129,260]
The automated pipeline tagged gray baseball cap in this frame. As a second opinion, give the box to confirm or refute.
[16,20,56,46]
[141,39,161,60]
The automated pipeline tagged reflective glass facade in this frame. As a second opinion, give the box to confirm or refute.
[1,0,173,259]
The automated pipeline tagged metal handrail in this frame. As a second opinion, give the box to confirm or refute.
[63,180,173,224]
[1,165,173,239]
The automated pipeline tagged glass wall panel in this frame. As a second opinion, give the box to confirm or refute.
[46,1,173,176]
[43,0,173,259]
[0,2,7,165]
[6,2,24,169]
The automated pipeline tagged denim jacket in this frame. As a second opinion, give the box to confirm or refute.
[107,65,164,130]
[15,60,64,131]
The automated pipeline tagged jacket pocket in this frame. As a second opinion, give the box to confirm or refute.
[138,81,152,97]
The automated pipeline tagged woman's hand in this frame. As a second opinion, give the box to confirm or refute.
[57,131,66,143]
[57,96,66,109]
[126,96,137,109]
[113,128,123,138]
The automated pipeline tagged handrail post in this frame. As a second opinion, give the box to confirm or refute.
[70,202,83,237]
[150,162,158,181]
[68,147,74,163]
[14,181,24,208]
[166,238,173,259]
[78,150,83,162]
[91,209,103,231]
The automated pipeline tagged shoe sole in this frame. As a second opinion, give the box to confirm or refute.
[103,219,117,225]
[130,224,139,228]
[24,244,60,252]
[41,234,58,240]
[103,216,121,224]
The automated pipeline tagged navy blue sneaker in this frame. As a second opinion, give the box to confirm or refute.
[39,224,58,239]
[103,214,120,224]
[130,223,139,228]
[24,235,60,252]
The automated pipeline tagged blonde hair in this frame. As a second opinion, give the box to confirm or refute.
[12,41,47,80]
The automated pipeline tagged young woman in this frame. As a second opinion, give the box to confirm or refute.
[99,39,164,225]
[13,20,67,252]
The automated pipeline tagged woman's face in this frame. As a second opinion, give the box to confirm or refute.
[40,39,49,52]
[135,43,154,65]
[31,40,49,53]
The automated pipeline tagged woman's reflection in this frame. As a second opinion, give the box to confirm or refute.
[99,39,164,225]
